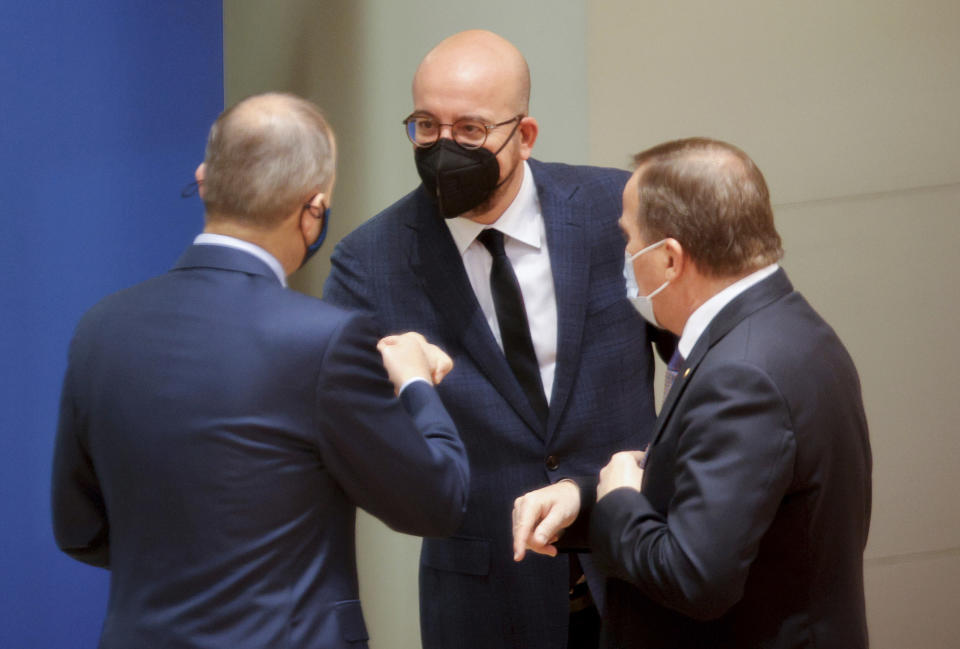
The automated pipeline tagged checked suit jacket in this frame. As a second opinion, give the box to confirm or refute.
[323,159,661,649]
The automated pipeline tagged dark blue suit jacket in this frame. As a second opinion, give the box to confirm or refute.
[588,269,872,649]
[52,244,469,649]
[323,160,660,649]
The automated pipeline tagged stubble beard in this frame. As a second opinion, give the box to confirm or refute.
[465,152,523,222]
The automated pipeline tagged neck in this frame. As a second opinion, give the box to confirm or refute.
[204,216,299,277]
[671,270,753,335]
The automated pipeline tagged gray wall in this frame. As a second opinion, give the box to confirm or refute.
[225,1,960,647]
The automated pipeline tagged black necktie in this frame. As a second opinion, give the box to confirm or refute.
[477,229,548,424]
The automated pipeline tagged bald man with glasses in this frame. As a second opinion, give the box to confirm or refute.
[324,30,671,649]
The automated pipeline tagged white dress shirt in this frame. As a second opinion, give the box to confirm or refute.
[677,263,780,359]
[193,233,287,287]
[445,161,557,402]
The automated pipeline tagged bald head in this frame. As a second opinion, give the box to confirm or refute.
[201,92,335,226]
[413,30,530,116]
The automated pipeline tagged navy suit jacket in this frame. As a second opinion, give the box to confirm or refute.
[586,269,872,649]
[52,244,469,649]
[323,159,661,649]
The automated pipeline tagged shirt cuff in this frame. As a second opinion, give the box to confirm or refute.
[398,376,432,395]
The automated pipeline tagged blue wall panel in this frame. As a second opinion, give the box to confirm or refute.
[0,3,223,646]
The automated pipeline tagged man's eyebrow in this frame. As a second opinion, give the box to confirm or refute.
[455,113,494,122]
[409,111,494,123]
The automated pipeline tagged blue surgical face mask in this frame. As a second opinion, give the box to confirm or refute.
[301,206,330,268]
[624,239,669,328]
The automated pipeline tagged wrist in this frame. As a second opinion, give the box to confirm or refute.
[397,376,431,394]
[557,479,581,508]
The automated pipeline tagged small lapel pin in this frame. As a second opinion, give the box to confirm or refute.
[683,368,691,378]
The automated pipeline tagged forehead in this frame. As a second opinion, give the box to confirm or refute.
[413,58,516,120]
[622,170,641,209]
[618,172,643,232]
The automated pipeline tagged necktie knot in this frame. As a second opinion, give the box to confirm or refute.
[664,349,684,397]
[477,229,507,258]
[667,350,684,373]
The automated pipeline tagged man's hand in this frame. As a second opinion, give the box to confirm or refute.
[597,451,646,501]
[418,335,454,384]
[512,480,581,562]
[377,332,453,392]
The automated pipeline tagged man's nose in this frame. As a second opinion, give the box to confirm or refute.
[438,123,455,140]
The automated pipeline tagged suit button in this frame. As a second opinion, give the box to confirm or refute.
[545,455,559,471]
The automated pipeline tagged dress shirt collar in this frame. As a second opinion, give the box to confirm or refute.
[193,233,287,287]
[445,161,541,254]
[677,263,780,359]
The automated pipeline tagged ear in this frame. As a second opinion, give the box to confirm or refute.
[517,116,539,160]
[195,163,206,199]
[663,238,686,282]
[300,192,326,239]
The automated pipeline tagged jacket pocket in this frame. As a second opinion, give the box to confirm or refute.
[334,600,369,644]
[421,536,490,576]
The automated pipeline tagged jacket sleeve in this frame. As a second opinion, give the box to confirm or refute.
[314,310,469,537]
[553,478,598,552]
[50,346,110,568]
[589,360,796,620]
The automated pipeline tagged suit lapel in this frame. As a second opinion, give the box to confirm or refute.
[533,163,588,443]
[649,269,794,448]
[410,189,545,437]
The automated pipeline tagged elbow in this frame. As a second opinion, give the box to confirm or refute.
[390,497,465,539]
[422,505,466,538]
[53,522,111,568]
[422,472,470,538]
[670,574,744,621]
[680,594,737,622]
[58,543,111,569]
[388,466,469,538]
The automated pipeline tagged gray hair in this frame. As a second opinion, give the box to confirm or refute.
[201,93,335,225]
[632,137,783,277]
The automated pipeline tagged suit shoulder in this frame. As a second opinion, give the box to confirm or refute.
[73,274,167,334]
[713,291,857,387]
[529,159,631,189]
[265,285,367,329]
[337,186,426,248]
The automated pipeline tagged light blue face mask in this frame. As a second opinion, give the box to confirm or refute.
[624,239,669,328]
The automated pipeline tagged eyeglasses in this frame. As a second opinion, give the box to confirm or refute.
[302,197,327,221]
[402,113,524,149]
[302,196,330,248]
[301,194,328,230]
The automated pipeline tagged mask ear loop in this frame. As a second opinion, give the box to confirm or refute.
[491,116,524,156]
[627,239,671,300]
[489,116,526,192]
[627,238,668,262]
[180,179,202,198]
[313,206,330,250]
[644,279,670,300]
